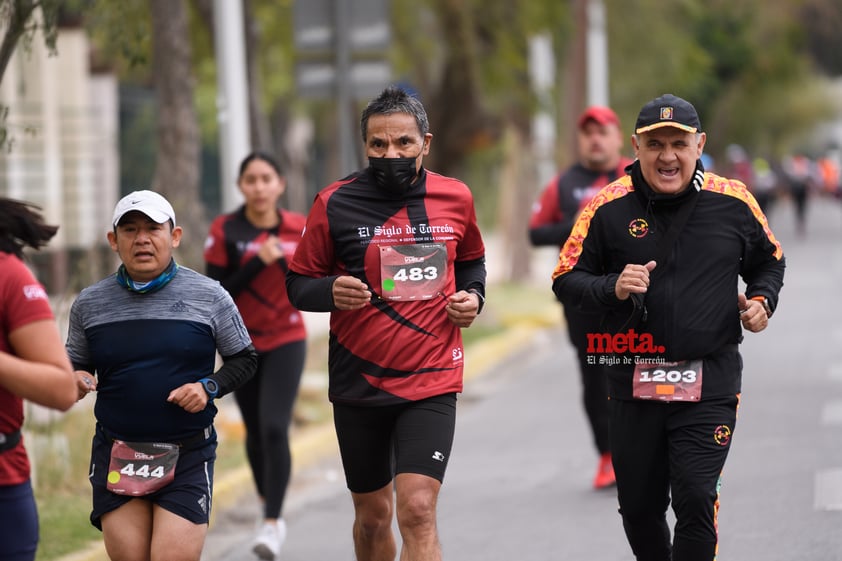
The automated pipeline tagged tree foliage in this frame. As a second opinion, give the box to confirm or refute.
[799,0,842,77]
[68,0,840,218]
[390,0,569,177]
[0,0,61,80]
[606,0,836,159]
[0,0,62,149]
[68,0,150,78]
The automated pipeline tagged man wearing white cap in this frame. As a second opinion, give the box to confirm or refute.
[552,94,786,561]
[67,190,257,561]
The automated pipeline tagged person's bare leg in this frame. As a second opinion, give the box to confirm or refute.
[395,473,442,561]
[351,482,396,561]
[101,499,153,561]
[150,504,207,561]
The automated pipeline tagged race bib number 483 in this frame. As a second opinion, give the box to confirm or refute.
[632,359,703,401]
[379,243,448,301]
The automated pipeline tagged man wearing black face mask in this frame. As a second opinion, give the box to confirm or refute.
[286,86,486,561]
[368,154,418,195]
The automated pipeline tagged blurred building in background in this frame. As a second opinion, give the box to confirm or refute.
[0,21,119,293]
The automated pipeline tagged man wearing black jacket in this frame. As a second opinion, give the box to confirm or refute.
[552,94,785,561]
[529,105,633,489]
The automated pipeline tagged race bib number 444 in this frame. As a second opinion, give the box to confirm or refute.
[632,359,703,401]
[379,243,448,301]
[106,440,179,496]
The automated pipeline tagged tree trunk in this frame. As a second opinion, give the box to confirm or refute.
[242,0,273,153]
[559,0,587,168]
[496,124,535,282]
[424,0,497,178]
[149,0,205,269]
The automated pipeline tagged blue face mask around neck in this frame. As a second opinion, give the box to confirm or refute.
[115,259,179,294]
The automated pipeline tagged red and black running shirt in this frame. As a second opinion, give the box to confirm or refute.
[529,159,633,247]
[288,168,486,406]
[205,206,307,352]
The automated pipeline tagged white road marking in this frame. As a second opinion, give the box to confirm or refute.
[821,400,842,425]
[814,469,842,511]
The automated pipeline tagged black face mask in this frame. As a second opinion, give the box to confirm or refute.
[368,156,418,195]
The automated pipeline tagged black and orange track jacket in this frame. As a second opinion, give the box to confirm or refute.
[552,161,786,400]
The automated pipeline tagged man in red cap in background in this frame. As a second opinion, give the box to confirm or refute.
[529,105,633,489]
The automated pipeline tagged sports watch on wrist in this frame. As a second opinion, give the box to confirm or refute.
[198,377,219,399]
[751,296,773,318]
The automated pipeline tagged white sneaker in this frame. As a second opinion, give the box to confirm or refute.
[252,519,287,560]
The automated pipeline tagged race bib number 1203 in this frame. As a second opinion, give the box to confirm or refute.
[632,359,703,401]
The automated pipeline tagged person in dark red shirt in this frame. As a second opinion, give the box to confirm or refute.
[0,199,77,561]
[286,86,486,561]
[205,152,307,560]
[529,106,633,489]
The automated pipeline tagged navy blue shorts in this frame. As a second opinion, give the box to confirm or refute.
[0,480,38,560]
[88,426,217,530]
[333,393,457,494]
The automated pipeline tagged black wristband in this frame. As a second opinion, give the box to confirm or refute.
[467,288,485,314]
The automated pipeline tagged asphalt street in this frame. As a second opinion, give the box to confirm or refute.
[194,195,842,561]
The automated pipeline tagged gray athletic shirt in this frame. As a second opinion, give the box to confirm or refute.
[66,266,252,441]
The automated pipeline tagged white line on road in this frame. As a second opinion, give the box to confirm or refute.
[821,400,842,425]
[814,469,842,511]
[829,362,842,383]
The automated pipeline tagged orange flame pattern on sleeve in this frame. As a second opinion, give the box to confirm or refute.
[703,174,784,260]
[551,176,635,281]
[550,173,784,282]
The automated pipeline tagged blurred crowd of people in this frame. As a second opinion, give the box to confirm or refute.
[710,144,842,237]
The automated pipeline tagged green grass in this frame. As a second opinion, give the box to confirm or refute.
[29,408,100,560]
[35,492,101,560]
[484,281,560,329]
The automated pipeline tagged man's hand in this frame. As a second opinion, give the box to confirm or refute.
[167,383,209,413]
[332,275,372,310]
[738,293,769,333]
[446,290,480,328]
[615,260,657,300]
[75,370,96,401]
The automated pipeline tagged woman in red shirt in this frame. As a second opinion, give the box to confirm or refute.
[0,198,77,561]
[204,152,308,560]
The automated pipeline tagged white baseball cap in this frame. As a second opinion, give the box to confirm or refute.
[112,190,176,227]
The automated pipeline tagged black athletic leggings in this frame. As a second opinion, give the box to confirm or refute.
[564,308,611,454]
[234,339,306,519]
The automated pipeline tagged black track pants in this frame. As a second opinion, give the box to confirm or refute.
[610,396,739,561]
[565,308,611,454]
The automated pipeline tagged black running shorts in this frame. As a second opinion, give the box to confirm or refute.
[88,426,217,530]
[333,393,457,493]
